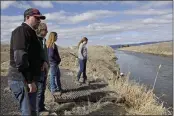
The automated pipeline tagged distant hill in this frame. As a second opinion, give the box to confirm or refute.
[118,41,172,57]
[110,40,172,49]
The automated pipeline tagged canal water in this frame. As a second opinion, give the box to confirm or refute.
[115,50,173,109]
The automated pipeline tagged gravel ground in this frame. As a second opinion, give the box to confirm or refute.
[0,76,21,115]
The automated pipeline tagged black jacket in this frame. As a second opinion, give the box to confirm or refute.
[8,23,42,83]
[38,36,49,65]
[47,43,61,65]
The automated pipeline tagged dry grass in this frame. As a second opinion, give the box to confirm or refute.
[59,46,120,81]
[1,44,172,115]
[119,42,173,57]
[109,72,172,115]
[57,45,173,115]
[64,100,112,115]
[1,44,10,63]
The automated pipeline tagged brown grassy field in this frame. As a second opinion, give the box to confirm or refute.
[119,41,173,57]
[109,73,171,115]
[0,44,171,115]
[58,45,171,115]
[1,44,10,63]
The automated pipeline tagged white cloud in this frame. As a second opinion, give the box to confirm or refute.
[1,14,23,43]
[1,15,23,22]
[56,1,88,4]
[55,1,118,5]
[141,1,172,9]
[45,13,171,42]
[143,18,171,24]
[44,10,118,24]
[43,8,171,25]
[1,1,31,10]
[1,20,22,42]
[123,8,171,15]
[120,1,139,5]
[70,10,118,24]
[1,1,16,10]
[15,1,31,9]
[32,1,54,8]
[142,13,172,24]
[162,14,172,20]
[44,11,69,23]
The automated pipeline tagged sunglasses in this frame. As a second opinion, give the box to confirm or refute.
[34,16,40,20]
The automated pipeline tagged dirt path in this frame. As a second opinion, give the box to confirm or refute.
[48,69,111,103]
[1,76,20,115]
[1,68,126,115]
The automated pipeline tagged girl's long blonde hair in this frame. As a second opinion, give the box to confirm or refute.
[78,37,88,48]
[46,32,57,48]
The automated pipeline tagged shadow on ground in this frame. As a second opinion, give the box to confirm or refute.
[63,83,108,93]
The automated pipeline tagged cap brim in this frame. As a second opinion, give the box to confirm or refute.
[34,15,46,20]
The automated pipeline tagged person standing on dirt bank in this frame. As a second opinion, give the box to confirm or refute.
[36,23,49,113]
[46,32,62,96]
[76,37,89,85]
[7,8,46,116]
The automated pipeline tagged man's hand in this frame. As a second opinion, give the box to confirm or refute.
[41,62,48,72]
[28,82,37,93]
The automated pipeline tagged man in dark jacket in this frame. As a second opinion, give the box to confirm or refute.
[8,8,46,116]
[36,22,49,113]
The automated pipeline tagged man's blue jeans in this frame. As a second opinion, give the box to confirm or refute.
[37,71,47,111]
[8,80,38,116]
[50,63,62,93]
[77,59,87,82]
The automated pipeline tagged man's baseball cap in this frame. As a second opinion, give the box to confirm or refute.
[24,8,46,20]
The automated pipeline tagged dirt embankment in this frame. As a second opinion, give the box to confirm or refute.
[59,45,120,81]
[58,46,171,115]
[118,42,173,57]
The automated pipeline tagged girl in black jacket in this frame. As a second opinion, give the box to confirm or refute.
[46,32,62,95]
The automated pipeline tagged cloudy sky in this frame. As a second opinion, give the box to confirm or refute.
[1,1,172,47]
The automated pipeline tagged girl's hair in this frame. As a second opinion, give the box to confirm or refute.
[77,37,88,48]
[46,32,57,48]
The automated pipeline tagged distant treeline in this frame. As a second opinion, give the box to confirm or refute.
[110,40,172,49]
[119,44,130,48]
